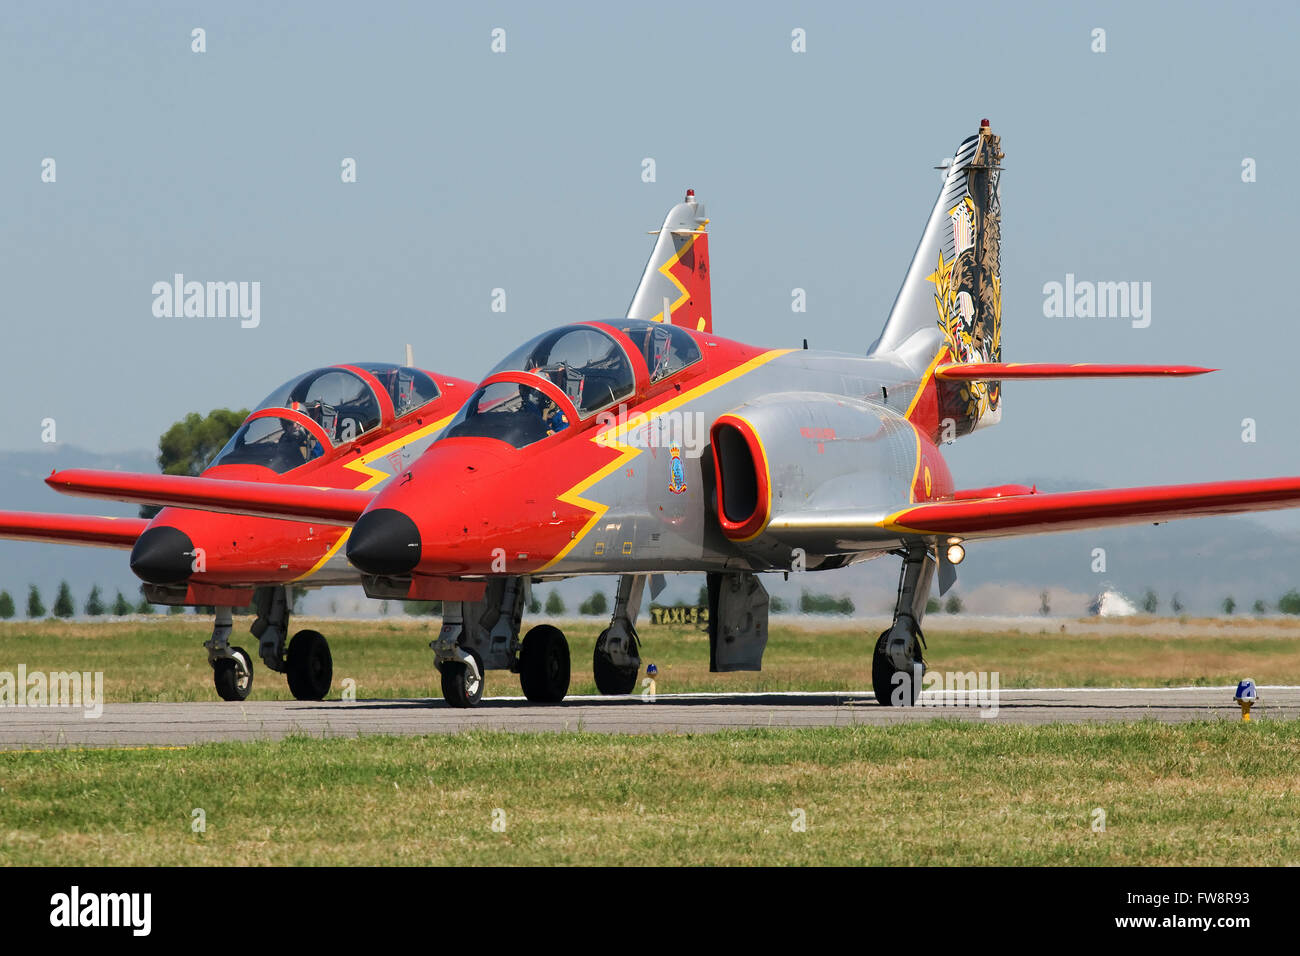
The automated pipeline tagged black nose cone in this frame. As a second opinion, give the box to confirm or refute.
[130,526,195,585]
[347,508,421,576]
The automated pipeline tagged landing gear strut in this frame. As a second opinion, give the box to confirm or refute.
[206,607,254,701]
[873,546,934,706]
[205,587,334,702]
[594,574,645,695]
[432,577,538,707]
[440,648,484,708]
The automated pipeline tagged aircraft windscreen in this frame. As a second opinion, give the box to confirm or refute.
[487,325,634,417]
[353,363,440,418]
[607,319,702,383]
[253,367,382,443]
[441,381,570,449]
[209,417,326,474]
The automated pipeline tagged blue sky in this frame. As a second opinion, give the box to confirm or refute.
[3,0,1297,522]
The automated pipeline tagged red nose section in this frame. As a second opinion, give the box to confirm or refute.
[354,438,568,576]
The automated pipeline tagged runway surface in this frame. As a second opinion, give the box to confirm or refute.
[2,686,1295,749]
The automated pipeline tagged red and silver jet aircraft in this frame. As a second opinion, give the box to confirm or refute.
[52,122,1300,708]
[11,192,713,702]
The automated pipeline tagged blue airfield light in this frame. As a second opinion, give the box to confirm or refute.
[1234,678,1258,722]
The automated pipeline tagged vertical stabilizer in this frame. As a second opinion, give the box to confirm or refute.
[627,190,712,332]
[873,121,1004,438]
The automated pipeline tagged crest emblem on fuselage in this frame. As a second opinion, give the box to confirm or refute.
[668,445,687,495]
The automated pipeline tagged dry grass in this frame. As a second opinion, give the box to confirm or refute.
[2,616,1300,701]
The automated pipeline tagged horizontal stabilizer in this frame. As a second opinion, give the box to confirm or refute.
[933,363,1214,382]
[45,470,372,526]
[0,511,149,549]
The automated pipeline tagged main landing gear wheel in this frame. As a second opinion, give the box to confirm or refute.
[286,629,333,701]
[519,625,571,703]
[593,628,638,696]
[214,646,254,702]
[440,650,484,709]
[872,629,924,707]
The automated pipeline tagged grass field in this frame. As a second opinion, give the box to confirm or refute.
[2,616,1299,702]
[4,618,1297,866]
[2,722,1297,865]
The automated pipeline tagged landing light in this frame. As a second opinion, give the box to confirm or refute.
[946,543,965,565]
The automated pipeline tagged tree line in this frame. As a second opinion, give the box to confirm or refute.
[0,582,155,619]
[1139,589,1291,616]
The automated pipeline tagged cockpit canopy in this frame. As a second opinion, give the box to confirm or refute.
[253,363,439,444]
[210,415,327,474]
[442,380,572,449]
[604,318,702,383]
[210,362,440,474]
[353,362,440,418]
[488,325,636,418]
[443,321,703,451]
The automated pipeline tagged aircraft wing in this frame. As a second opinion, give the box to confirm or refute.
[766,476,1300,551]
[45,469,372,526]
[0,511,149,549]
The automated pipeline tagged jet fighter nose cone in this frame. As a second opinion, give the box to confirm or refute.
[347,508,422,576]
[129,526,195,585]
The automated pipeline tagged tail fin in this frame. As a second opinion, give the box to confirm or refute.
[873,120,1004,438]
[626,189,712,332]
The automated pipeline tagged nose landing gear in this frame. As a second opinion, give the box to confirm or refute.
[203,587,334,702]
[213,645,254,702]
[439,648,484,708]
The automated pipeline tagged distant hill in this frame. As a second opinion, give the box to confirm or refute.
[0,445,155,609]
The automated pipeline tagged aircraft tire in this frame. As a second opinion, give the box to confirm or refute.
[286,629,333,701]
[440,650,484,708]
[871,631,923,707]
[519,625,571,703]
[214,646,254,702]
[593,628,638,695]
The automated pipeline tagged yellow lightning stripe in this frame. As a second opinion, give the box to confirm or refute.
[900,347,948,424]
[649,221,709,325]
[290,415,454,583]
[536,348,793,571]
[341,415,455,490]
[908,426,923,505]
